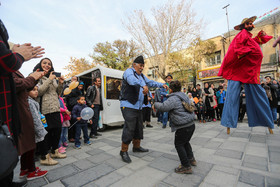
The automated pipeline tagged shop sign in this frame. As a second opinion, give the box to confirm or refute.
[198,67,220,79]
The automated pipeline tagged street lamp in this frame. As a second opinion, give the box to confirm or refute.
[223,4,231,43]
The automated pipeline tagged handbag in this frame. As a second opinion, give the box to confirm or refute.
[0,119,19,180]
[182,101,196,113]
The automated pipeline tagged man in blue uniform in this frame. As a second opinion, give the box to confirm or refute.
[119,55,168,163]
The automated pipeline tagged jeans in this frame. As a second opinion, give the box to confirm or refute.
[59,127,68,147]
[157,111,162,122]
[271,107,277,121]
[175,124,195,167]
[162,112,168,126]
[75,123,89,146]
[90,105,101,136]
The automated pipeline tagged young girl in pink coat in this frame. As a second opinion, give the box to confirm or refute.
[58,97,71,153]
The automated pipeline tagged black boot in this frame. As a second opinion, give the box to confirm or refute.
[120,151,131,163]
[133,147,149,152]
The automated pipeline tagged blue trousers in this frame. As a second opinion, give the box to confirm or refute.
[221,80,274,129]
[162,112,169,126]
[75,123,89,146]
[59,127,68,147]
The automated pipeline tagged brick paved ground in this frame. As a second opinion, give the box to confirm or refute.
[13,118,280,187]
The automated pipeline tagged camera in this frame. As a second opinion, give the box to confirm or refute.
[52,72,61,77]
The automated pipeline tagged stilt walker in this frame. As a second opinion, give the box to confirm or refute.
[218,16,274,134]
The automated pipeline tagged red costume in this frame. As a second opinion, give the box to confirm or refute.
[218,29,273,84]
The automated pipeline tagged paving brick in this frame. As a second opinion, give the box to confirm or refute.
[163,172,203,187]
[238,170,264,186]
[250,134,266,143]
[111,167,168,187]
[221,141,247,152]
[155,182,175,187]
[204,169,237,186]
[204,141,222,149]
[86,152,114,164]
[215,149,243,160]
[98,138,120,147]
[61,163,115,187]
[115,167,133,176]
[215,132,230,139]
[26,177,47,187]
[269,151,280,164]
[246,145,267,157]
[192,161,213,178]
[190,137,211,146]
[212,165,239,175]
[162,153,179,161]
[86,148,104,156]
[46,164,78,182]
[231,132,251,139]
[72,152,91,160]
[57,156,78,166]
[268,145,280,153]
[149,156,180,173]
[142,155,155,162]
[266,176,280,187]
[236,182,256,187]
[88,172,124,187]
[125,159,149,171]
[42,180,65,187]
[270,163,280,173]
[148,151,165,158]
[73,159,97,170]
[242,162,268,171]
[243,155,267,166]
[104,157,127,169]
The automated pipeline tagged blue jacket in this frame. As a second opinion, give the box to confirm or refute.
[120,68,164,110]
[72,103,88,124]
[216,90,226,104]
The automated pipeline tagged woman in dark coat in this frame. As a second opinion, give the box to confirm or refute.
[12,70,48,180]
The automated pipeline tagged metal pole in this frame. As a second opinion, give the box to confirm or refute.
[223,4,231,43]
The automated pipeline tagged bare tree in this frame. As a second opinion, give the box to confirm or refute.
[123,0,201,79]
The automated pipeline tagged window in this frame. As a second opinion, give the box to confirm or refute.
[106,77,122,100]
[206,51,221,66]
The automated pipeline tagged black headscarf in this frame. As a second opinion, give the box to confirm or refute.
[33,58,54,78]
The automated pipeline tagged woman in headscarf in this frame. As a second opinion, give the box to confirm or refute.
[202,83,216,122]
[33,58,67,165]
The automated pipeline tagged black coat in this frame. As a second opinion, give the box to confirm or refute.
[65,88,84,111]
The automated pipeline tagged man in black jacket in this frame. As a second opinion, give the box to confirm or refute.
[86,77,103,138]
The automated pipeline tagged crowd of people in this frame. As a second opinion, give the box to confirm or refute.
[179,79,280,126]
[1,13,279,186]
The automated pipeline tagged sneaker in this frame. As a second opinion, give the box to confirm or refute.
[90,134,98,139]
[213,118,216,122]
[40,154,58,166]
[19,169,28,178]
[189,158,197,166]
[174,165,192,174]
[146,124,153,128]
[58,146,66,154]
[75,144,81,149]
[63,142,68,147]
[27,167,48,180]
[94,133,102,136]
[69,138,75,143]
[50,149,67,158]
[85,141,92,145]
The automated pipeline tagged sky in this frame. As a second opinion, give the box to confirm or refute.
[1,0,279,76]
